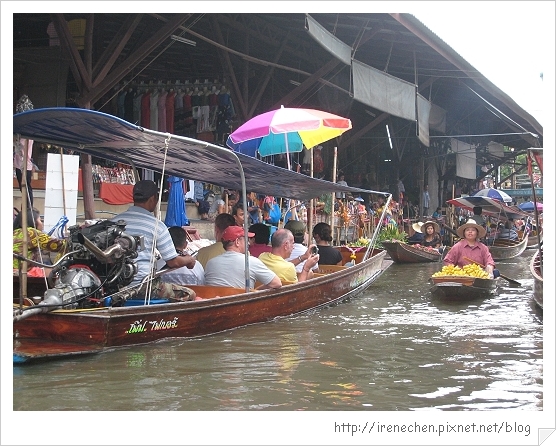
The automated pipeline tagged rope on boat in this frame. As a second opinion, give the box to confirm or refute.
[145,134,171,305]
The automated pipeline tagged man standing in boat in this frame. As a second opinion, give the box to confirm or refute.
[112,180,198,300]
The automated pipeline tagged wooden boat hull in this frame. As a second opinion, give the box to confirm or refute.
[430,276,499,300]
[530,248,543,309]
[518,230,541,249]
[382,241,441,263]
[14,251,390,363]
[488,236,528,261]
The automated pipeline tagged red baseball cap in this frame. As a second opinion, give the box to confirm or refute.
[221,225,255,242]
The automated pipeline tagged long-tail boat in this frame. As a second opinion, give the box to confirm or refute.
[13,108,393,363]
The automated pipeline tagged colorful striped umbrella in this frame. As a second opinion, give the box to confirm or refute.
[226,106,352,169]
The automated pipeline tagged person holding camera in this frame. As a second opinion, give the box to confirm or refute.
[312,222,343,265]
[259,228,319,283]
[284,220,319,274]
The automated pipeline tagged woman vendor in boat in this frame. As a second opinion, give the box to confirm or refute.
[421,221,442,249]
[443,218,496,279]
[312,222,343,265]
[13,207,68,277]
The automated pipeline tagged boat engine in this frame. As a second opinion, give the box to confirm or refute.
[45,219,144,309]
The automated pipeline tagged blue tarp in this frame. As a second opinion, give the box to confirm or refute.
[164,176,189,227]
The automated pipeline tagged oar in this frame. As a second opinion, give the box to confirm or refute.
[463,257,521,286]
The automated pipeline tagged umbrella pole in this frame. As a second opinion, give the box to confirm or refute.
[282,133,292,171]
[308,147,314,244]
[331,147,338,243]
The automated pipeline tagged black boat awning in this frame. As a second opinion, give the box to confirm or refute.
[13,108,388,202]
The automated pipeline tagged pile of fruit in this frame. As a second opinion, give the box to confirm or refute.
[350,237,370,247]
[432,264,490,278]
[411,244,440,254]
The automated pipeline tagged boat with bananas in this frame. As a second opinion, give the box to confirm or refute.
[13,107,393,363]
[430,264,499,300]
[447,196,530,261]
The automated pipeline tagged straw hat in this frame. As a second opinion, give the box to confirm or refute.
[456,219,486,239]
[422,220,440,234]
[412,221,424,233]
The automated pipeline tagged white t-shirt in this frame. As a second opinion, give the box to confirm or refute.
[286,243,318,273]
[205,251,277,289]
[161,260,205,285]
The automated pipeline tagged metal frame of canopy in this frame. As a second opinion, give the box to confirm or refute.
[14,108,390,293]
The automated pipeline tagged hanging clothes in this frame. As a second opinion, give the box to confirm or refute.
[133,90,142,125]
[117,89,126,118]
[141,90,151,128]
[166,89,175,134]
[149,89,159,130]
[124,88,134,122]
[157,89,168,132]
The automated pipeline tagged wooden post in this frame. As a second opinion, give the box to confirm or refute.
[19,141,30,304]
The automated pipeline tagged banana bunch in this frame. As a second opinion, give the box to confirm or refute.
[432,264,489,278]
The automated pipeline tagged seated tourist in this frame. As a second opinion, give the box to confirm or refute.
[312,222,343,265]
[259,228,319,283]
[248,223,272,257]
[284,220,319,273]
[160,226,205,285]
[197,213,235,268]
[204,225,281,290]
[232,202,246,227]
[407,222,424,245]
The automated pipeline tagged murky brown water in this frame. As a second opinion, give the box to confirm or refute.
[9,250,544,444]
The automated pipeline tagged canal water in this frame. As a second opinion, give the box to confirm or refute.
[8,249,547,445]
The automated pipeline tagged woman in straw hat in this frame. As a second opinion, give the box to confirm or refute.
[407,221,424,245]
[421,221,442,249]
[443,218,495,278]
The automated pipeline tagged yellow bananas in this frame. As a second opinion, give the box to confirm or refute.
[432,264,489,279]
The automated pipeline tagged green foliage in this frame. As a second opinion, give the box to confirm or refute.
[375,224,408,248]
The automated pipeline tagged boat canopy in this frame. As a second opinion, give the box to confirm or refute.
[447,196,530,220]
[13,108,388,201]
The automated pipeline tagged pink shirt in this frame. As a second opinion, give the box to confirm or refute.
[443,240,495,268]
[249,243,272,258]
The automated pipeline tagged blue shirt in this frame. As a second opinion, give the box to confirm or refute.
[112,206,177,286]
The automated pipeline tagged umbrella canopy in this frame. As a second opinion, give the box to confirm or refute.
[226,106,352,160]
[518,201,543,212]
[447,196,529,220]
[164,176,189,227]
[472,188,513,203]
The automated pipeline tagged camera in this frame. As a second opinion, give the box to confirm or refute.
[310,246,319,255]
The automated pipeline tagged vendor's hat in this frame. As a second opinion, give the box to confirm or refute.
[422,220,440,234]
[284,219,306,236]
[456,219,486,239]
[354,196,365,202]
[412,221,424,233]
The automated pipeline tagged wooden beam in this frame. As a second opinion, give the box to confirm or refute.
[339,113,388,150]
[273,58,341,109]
[210,16,248,121]
[248,33,289,117]
[51,14,92,92]
[78,14,190,107]
[92,14,143,87]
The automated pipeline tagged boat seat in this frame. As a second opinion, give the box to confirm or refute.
[317,264,347,274]
[186,285,246,299]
